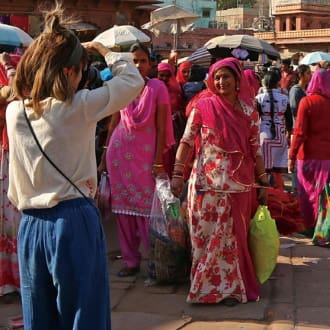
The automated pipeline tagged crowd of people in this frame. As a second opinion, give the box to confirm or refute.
[1,2,330,329]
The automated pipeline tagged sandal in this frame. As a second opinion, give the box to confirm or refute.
[222,297,239,307]
[117,266,140,277]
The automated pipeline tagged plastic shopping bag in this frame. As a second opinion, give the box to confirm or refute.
[248,205,280,284]
[148,174,191,284]
[97,171,111,221]
[312,184,330,247]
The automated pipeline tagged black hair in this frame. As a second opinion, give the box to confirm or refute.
[296,64,309,74]
[263,69,281,89]
[129,42,150,60]
[282,58,291,66]
[262,70,281,139]
[189,64,207,82]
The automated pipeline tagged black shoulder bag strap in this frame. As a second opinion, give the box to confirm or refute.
[22,100,93,205]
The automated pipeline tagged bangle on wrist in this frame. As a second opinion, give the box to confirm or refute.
[153,163,163,168]
[258,172,267,179]
[172,174,184,179]
[174,162,185,167]
[259,181,270,187]
[172,171,183,176]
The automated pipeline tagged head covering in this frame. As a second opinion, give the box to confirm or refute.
[0,53,21,152]
[0,54,21,86]
[306,68,330,98]
[158,62,183,113]
[244,69,260,97]
[194,57,257,186]
[158,62,174,75]
[176,61,192,85]
[207,57,254,106]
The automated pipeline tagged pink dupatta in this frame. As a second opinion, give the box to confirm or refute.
[198,57,256,186]
[120,78,175,151]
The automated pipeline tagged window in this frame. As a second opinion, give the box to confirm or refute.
[202,9,211,18]
[290,16,296,30]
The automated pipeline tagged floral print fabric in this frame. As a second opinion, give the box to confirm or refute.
[0,149,21,295]
[181,104,260,303]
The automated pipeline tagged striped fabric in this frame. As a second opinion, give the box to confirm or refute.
[187,46,214,69]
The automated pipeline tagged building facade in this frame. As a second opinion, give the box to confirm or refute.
[0,0,162,39]
[255,0,330,58]
[159,0,217,28]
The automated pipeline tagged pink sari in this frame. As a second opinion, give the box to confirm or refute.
[184,58,259,303]
[0,53,21,295]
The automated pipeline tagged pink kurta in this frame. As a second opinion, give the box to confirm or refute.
[107,78,174,216]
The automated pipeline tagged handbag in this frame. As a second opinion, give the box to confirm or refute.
[97,171,112,221]
[248,205,280,284]
[312,184,330,247]
[22,101,93,206]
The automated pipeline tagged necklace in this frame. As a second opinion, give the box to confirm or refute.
[232,99,241,112]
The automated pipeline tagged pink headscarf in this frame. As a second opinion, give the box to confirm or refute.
[0,54,21,86]
[207,57,254,107]
[176,61,192,85]
[195,57,256,186]
[158,62,183,113]
[158,62,182,93]
[306,68,330,98]
[244,69,260,97]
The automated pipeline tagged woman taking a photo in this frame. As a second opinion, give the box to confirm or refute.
[6,3,144,329]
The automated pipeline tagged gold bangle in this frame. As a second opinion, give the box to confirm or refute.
[172,174,184,179]
[102,146,108,149]
[258,172,267,179]
[153,164,163,167]
[174,162,185,167]
[172,171,183,176]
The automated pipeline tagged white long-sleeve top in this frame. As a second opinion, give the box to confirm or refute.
[6,51,144,210]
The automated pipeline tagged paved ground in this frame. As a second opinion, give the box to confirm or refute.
[2,212,330,330]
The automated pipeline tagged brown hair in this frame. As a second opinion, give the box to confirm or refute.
[13,1,87,114]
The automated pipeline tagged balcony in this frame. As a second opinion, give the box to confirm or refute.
[255,29,330,45]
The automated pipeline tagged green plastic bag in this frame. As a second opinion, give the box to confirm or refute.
[248,205,280,284]
[312,184,330,247]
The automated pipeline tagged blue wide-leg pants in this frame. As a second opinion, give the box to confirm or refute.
[18,198,111,330]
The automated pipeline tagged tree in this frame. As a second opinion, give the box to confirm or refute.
[217,0,257,10]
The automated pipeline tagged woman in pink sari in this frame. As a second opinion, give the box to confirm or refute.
[289,69,330,235]
[157,62,185,175]
[171,58,268,305]
[0,52,21,296]
[176,61,192,88]
[103,43,175,277]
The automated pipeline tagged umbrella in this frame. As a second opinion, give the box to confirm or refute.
[299,51,330,65]
[0,23,33,47]
[187,46,215,69]
[141,4,199,50]
[205,34,280,61]
[93,25,150,49]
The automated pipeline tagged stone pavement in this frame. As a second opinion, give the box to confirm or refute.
[2,217,330,330]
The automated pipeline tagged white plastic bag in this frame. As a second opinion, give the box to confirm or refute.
[149,174,180,237]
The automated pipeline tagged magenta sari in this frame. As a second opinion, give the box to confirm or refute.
[183,58,259,303]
